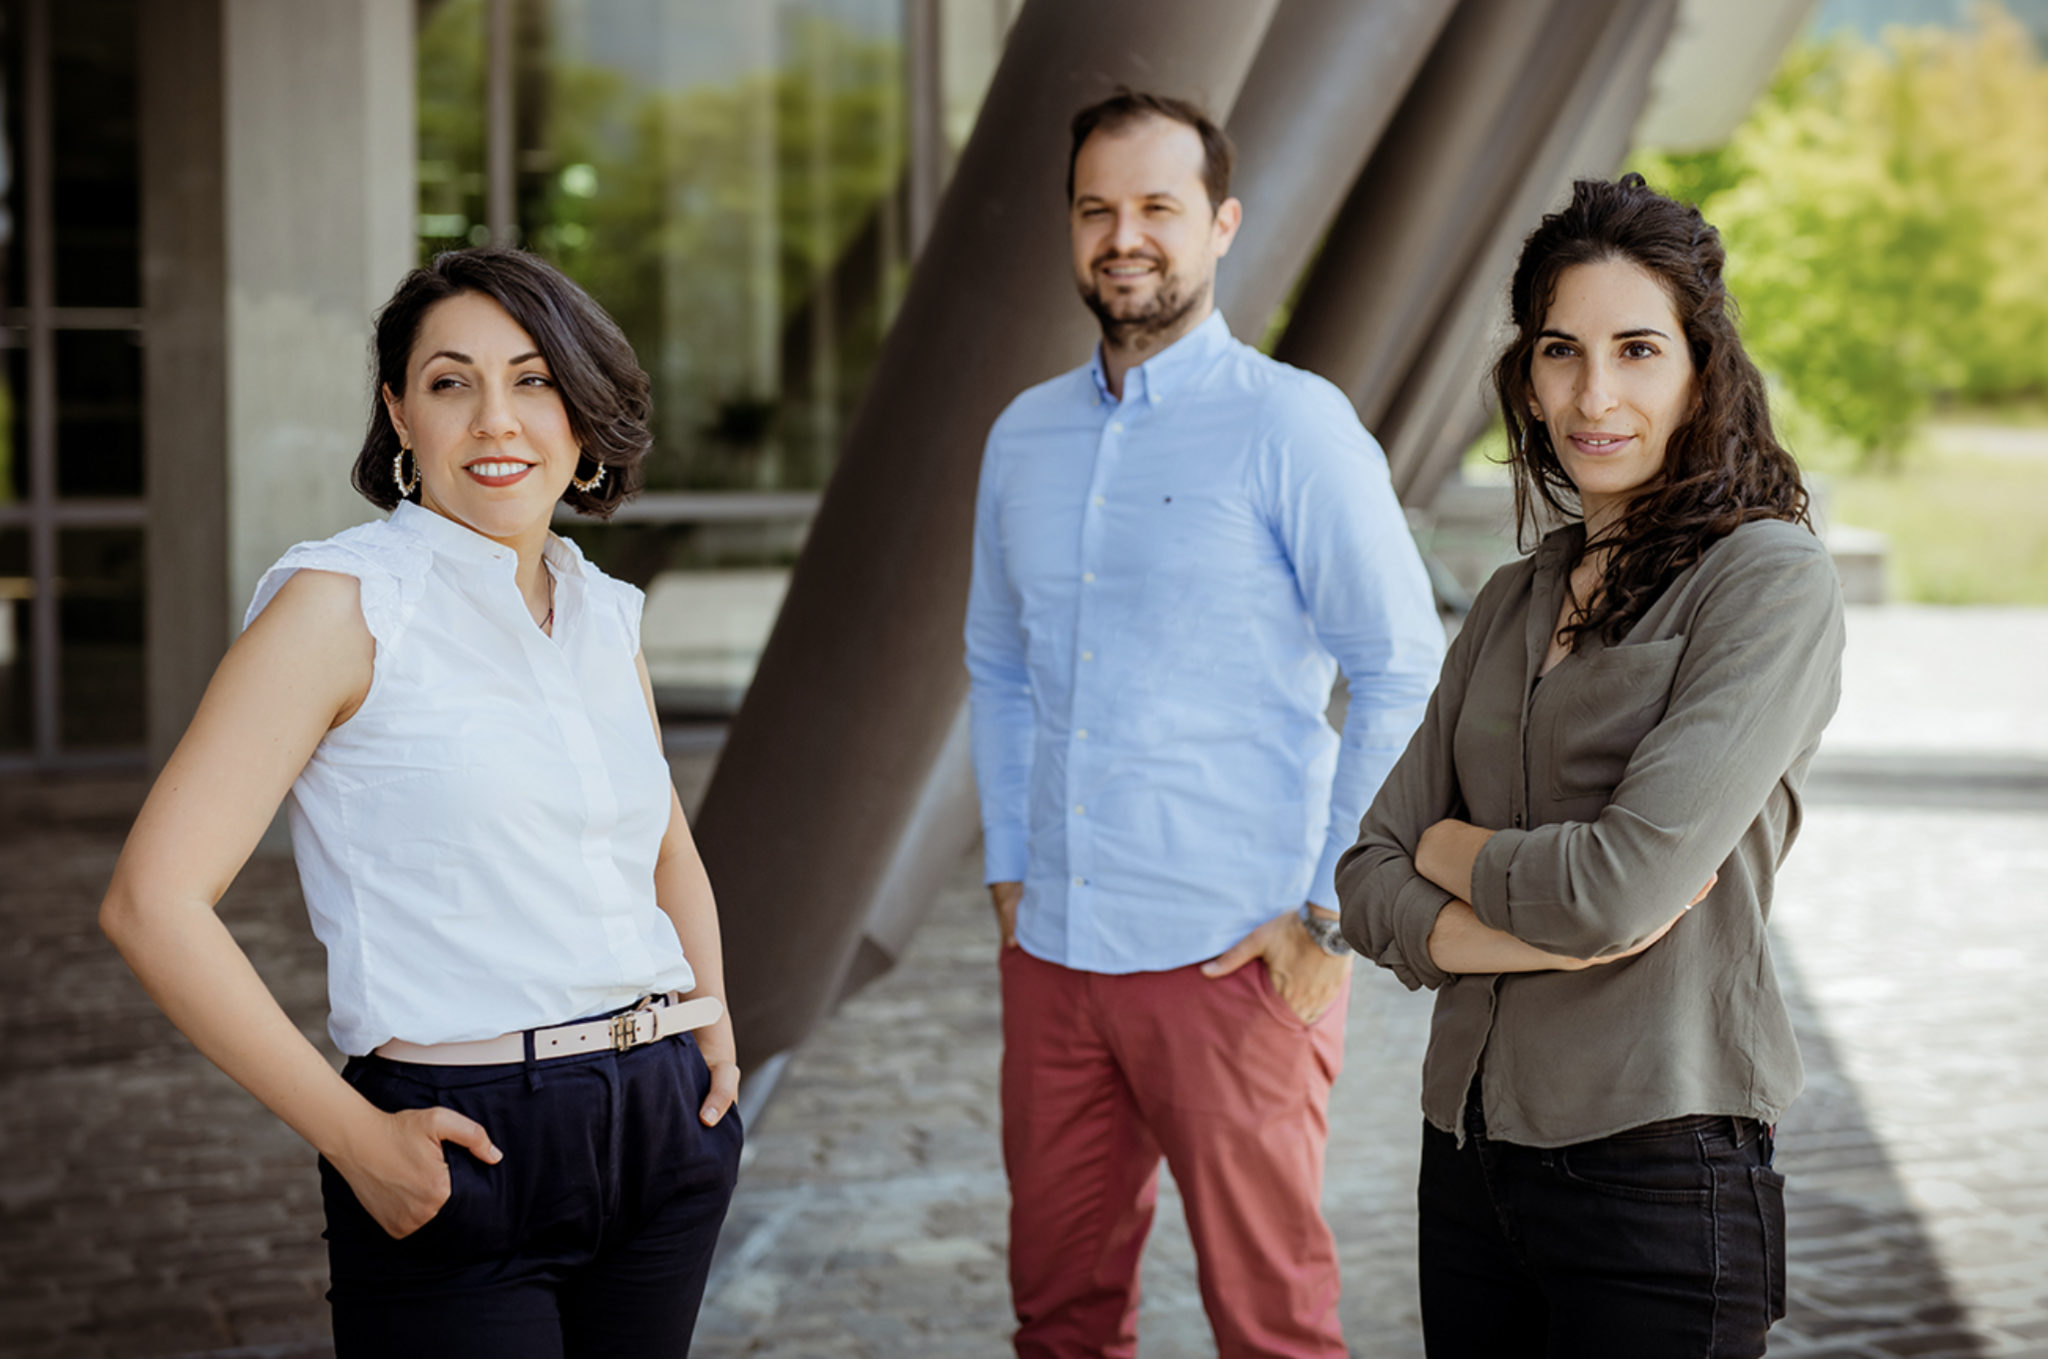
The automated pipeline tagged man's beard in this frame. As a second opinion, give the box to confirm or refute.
[1080,256,1209,349]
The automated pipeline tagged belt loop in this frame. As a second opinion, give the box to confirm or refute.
[523,1025,543,1092]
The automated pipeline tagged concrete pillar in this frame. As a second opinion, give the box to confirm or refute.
[695,0,1285,1070]
[141,0,416,763]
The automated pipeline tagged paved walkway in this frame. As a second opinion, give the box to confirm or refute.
[2,607,2044,1357]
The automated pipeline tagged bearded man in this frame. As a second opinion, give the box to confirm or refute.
[964,91,1444,1358]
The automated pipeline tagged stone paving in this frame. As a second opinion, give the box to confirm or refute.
[2,606,2045,1357]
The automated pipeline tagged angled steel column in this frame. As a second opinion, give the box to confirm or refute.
[694,0,1284,1071]
[1272,0,1626,446]
[1378,0,1681,508]
[1215,0,1457,340]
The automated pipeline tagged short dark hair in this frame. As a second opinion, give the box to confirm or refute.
[352,246,652,519]
[1067,88,1235,211]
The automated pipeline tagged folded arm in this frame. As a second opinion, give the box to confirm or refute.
[1464,536,1844,958]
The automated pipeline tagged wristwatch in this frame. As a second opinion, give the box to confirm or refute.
[1299,905,1352,957]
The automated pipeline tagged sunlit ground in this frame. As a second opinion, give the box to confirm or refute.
[1822,421,2048,605]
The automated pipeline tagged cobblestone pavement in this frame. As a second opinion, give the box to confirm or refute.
[3,609,2045,1358]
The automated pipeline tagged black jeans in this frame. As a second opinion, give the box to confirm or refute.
[1418,1093,1787,1358]
[320,1029,742,1358]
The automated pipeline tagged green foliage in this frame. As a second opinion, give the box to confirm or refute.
[1631,8,2048,466]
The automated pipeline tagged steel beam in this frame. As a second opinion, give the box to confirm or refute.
[694,0,1284,1070]
[1273,0,1626,450]
[1215,0,1458,341]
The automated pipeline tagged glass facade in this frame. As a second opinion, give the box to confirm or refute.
[0,0,146,768]
[418,0,912,498]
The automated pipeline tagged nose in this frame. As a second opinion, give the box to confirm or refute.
[1575,357,1619,419]
[1108,206,1146,254]
[472,378,519,441]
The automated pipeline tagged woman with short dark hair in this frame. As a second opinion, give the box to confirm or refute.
[1339,174,1843,1355]
[101,247,741,1356]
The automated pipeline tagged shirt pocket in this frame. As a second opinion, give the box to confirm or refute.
[1548,635,1688,801]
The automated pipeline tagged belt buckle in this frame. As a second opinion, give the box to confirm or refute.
[609,1008,656,1052]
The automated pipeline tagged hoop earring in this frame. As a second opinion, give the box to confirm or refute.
[569,460,606,495]
[394,446,420,497]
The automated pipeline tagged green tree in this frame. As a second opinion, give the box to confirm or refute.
[1636,8,2048,464]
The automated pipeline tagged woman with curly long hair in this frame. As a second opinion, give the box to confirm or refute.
[1338,174,1843,1355]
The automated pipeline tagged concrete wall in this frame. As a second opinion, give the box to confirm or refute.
[142,1,415,763]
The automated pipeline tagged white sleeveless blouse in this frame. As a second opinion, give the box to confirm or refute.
[246,501,695,1055]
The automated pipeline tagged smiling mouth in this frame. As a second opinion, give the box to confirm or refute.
[465,459,536,484]
[1569,433,1635,453]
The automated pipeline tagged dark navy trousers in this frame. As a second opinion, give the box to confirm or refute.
[1418,1093,1787,1358]
[320,1029,741,1358]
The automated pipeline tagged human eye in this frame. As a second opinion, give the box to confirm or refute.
[517,371,555,388]
[1622,340,1659,359]
[428,373,465,392]
[1539,341,1577,359]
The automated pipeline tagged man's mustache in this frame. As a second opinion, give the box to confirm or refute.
[1089,248,1166,271]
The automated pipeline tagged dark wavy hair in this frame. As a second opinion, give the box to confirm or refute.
[352,247,651,519]
[1492,173,1810,647]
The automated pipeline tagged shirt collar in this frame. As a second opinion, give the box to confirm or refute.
[390,499,521,569]
[1086,308,1232,408]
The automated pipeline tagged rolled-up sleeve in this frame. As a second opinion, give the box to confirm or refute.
[1335,570,1502,991]
[965,429,1035,885]
[1467,531,1844,958]
[1262,384,1444,910]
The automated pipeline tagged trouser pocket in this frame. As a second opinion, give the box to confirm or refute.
[1751,1164,1788,1322]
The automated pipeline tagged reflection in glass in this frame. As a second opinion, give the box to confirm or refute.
[50,0,139,308]
[2,0,20,315]
[0,526,25,750]
[1,338,18,503]
[55,328,141,498]
[57,527,142,748]
[419,0,909,496]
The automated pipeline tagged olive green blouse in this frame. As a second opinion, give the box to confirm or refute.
[1337,518,1844,1148]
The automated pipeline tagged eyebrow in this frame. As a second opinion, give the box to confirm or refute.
[422,349,546,366]
[1538,327,1673,342]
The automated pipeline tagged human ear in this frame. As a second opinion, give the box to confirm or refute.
[381,383,412,447]
[1211,197,1243,258]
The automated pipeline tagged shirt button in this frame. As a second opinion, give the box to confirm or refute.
[1080,650,1094,661]
[1093,496,1105,507]
[1082,572,1095,583]
[1076,729,1089,740]
[1073,876,1086,887]
[1073,804,1086,815]
[1109,421,1123,433]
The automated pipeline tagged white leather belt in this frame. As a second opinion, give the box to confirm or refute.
[373,994,724,1066]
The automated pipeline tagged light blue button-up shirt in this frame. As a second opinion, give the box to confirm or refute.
[966,311,1444,974]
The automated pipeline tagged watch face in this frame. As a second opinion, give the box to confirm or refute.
[1302,913,1351,957]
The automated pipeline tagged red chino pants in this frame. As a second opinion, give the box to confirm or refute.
[1000,946,1349,1359]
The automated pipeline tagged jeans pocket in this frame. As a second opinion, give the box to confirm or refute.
[1751,1165,1788,1322]
[1559,1133,1715,1203]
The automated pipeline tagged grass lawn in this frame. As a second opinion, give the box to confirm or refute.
[1820,425,2048,605]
